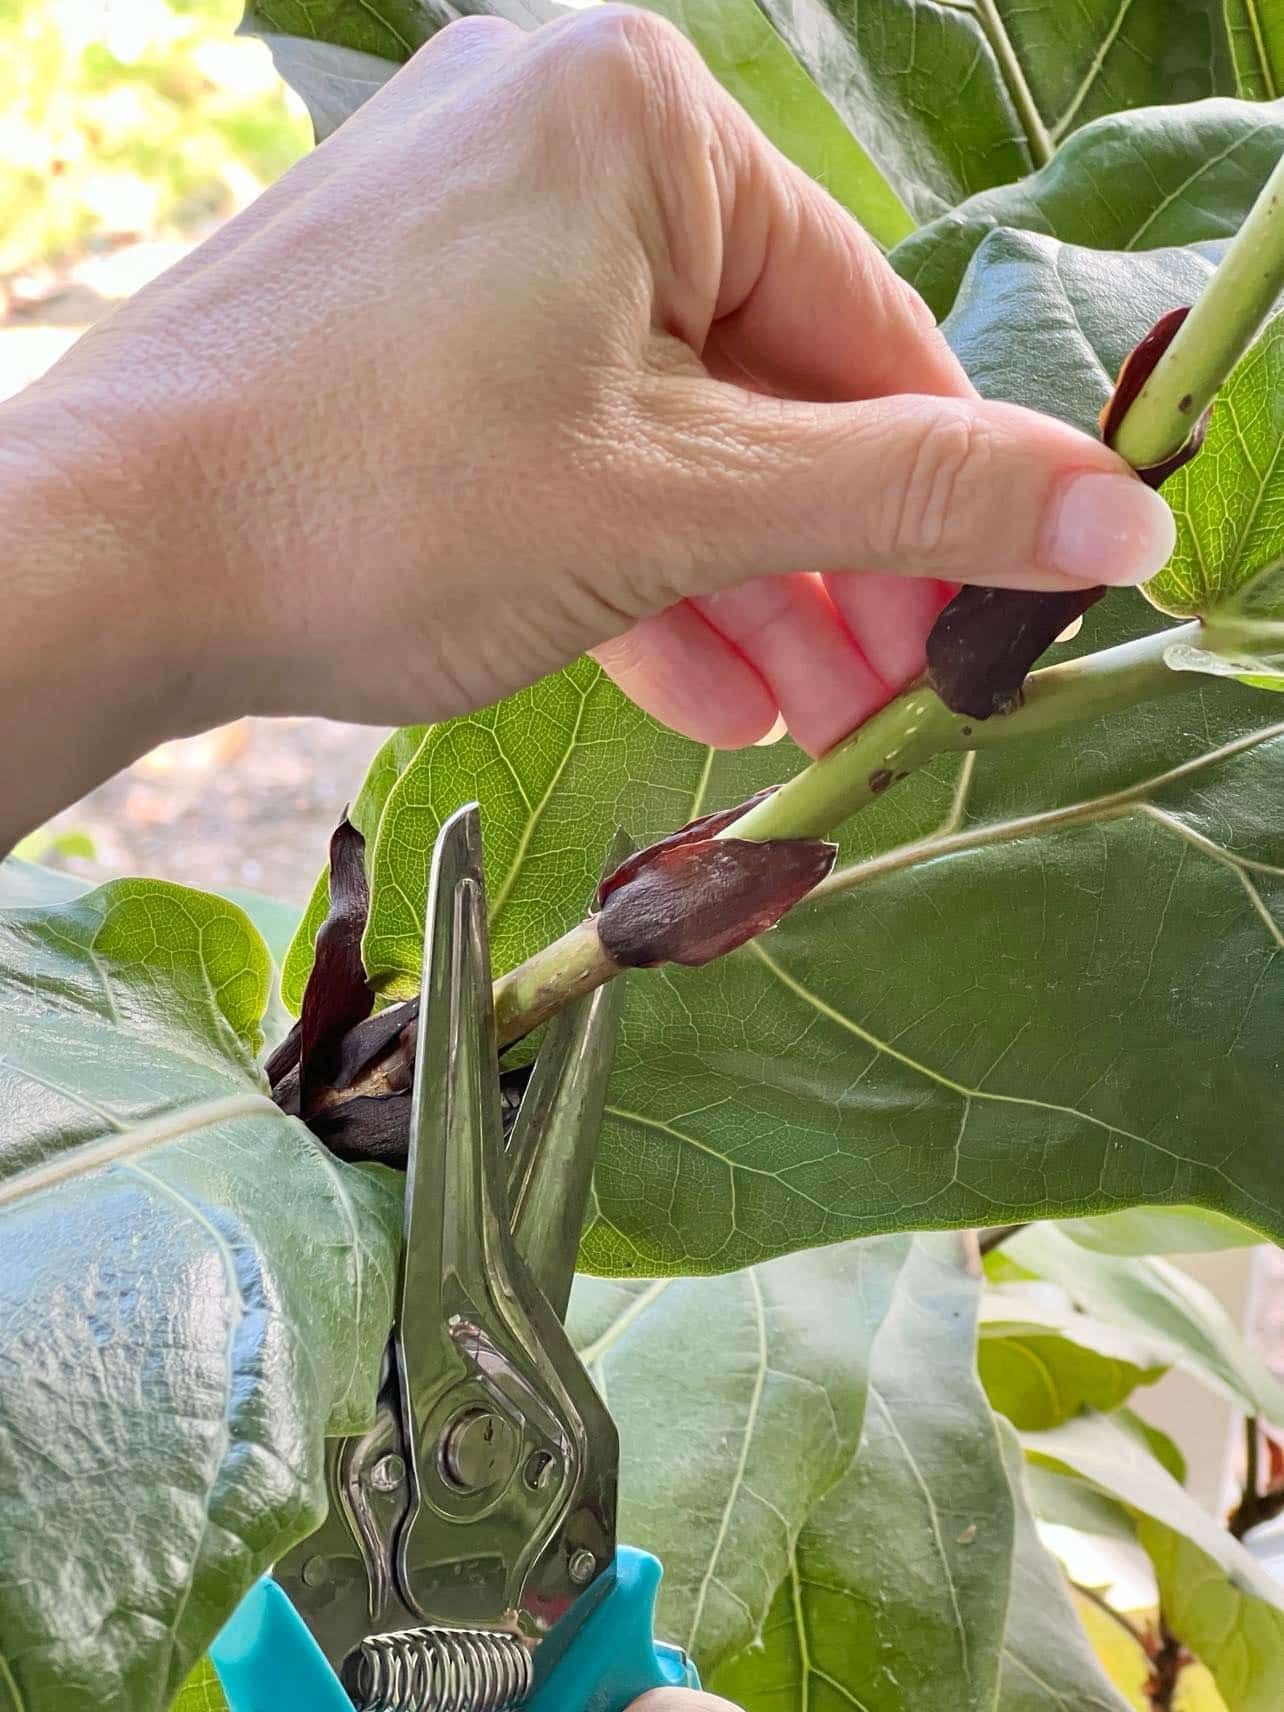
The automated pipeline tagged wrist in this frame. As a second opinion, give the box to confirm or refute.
[0,373,235,847]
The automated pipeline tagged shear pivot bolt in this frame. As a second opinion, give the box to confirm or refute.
[369,1454,406,1493]
[442,1409,518,1491]
[568,1550,598,1586]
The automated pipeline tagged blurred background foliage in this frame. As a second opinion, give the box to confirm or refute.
[0,0,308,278]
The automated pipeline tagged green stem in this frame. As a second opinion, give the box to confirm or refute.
[728,625,1195,843]
[491,623,1200,1046]
[1111,150,1284,469]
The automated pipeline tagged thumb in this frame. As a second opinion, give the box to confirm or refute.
[639,382,1175,597]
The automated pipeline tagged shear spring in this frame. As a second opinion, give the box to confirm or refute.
[342,1626,533,1712]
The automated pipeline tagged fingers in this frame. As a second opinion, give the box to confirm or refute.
[590,604,778,747]
[821,571,957,695]
[693,575,888,756]
[636,387,1177,598]
[628,1694,745,1712]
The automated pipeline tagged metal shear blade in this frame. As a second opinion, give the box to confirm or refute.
[275,805,623,1685]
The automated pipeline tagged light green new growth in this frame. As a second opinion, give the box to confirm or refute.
[1111,151,1284,470]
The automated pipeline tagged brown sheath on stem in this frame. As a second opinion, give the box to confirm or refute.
[925,306,1210,722]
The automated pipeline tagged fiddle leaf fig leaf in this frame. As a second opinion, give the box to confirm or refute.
[1007,1226,1284,1423]
[1145,312,1284,686]
[978,1291,1169,1430]
[1225,1,1284,97]
[1054,1205,1260,1254]
[567,1234,911,1674]
[241,0,915,247]
[711,1236,1015,1712]
[993,1421,1130,1712]
[746,0,1235,225]
[891,98,1284,318]
[1025,1411,1284,1712]
[0,879,402,1712]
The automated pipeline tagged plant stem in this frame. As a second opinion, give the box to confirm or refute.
[1071,1581,1149,1655]
[1111,151,1284,470]
[978,1223,1028,1256]
[727,624,1195,843]
[491,623,1199,1046]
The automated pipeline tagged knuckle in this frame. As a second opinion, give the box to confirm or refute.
[883,403,994,560]
[544,6,696,118]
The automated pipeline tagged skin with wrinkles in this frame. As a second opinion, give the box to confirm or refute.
[0,7,1173,853]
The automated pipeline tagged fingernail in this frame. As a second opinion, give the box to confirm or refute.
[1043,473,1176,585]
[754,713,787,746]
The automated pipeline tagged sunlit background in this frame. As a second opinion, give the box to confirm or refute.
[2,0,390,901]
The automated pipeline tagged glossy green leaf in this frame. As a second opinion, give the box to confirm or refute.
[0,854,90,907]
[242,0,915,249]
[1147,313,1284,685]
[173,1660,228,1712]
[1055,1205,1260,1254]
[750,0,1234,224]
[1023,1463,1138,1543]
[0,879,401,1712]
[711,1235,1015,1712]
[891,97,1284,318]
[944,229,1224,433]
[567,1234,910,1673]
[1007,1226,1284,1421]
[993,1421,1130,1712]
[1025,1411,1284,1711]
[1225,1,1284,96]
[978,1288,1169,1430]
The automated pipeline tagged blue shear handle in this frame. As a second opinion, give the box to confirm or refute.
[527,1547,700,1712]
[211,1577,354,1712]
[210,1546,698,1712]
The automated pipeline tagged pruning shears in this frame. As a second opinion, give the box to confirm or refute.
[210,804,698,1712]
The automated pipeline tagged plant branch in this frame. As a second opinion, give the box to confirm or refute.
[1071,1581,1149,1655]
[1227,1415,1284,1538]
[489,623,1199,1045]
[978,1223,1028,1256]
[1145,1615,1187,1712]
[1111,151,1284,471]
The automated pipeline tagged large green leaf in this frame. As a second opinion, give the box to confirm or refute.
[242,0,915,249]
[712,1235,1015,1712]
[1225,0,1284,96]
[747,0,1234,224]
[944,229,1224,432]
[993,1422,1130,1712]
[0,880,401,1712]
[1025,1411,1284,1711]
[567,1234,910,1673]
[301,232,1284,1274]
[978,1288,1169,1430]
[891,96,1284,318]
[1007,1225,1284,1421]
[1146,312,1284,688]
[1054,1205,1260,1254]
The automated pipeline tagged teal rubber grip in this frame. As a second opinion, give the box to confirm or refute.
[211,1545,697,1712]
[211,1576,354,1712]
[527,1546,700,1712]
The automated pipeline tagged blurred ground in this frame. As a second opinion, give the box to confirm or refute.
[3,0,384,908]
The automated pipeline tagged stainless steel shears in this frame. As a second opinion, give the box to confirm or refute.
[210,804,697,1712]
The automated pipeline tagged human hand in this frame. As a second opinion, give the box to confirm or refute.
[627,1693,743,1712]
[23,6,1173,764]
